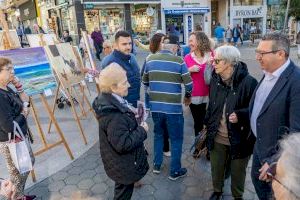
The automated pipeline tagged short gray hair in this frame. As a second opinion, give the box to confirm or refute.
[262,33,290,57]
[279,133,300,199]
[215,45,240,65]
[98,62,126,93]
[162,43,177,53]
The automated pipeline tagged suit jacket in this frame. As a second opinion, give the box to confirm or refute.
[249,61,300,164]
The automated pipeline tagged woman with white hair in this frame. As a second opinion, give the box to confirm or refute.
[92,63,149,200]
[204,45,258,200]
[267,133,300,200]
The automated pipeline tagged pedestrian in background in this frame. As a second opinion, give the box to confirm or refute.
[204,46,257,200]
[143,35,193,181]
[102,40,113,57]
[225,25,233,44]
[232,24,241,46]
[296,30,300,59]
[61,30,73,44]
[93,63,149,200]
[184,31,214,157]
[91,27,104,61]
[250,33,300,200]
[214,23,225,45]
[101,31,140,107]
[269,133,300,200]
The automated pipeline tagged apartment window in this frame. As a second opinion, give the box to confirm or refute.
[233,0,263,6]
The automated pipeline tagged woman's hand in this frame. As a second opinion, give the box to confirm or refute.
[0,179,16,199]
[140,122,149,132]
[229,112,238,123]
[189,65,200,73]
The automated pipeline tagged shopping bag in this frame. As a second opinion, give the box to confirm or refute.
[7,121,34,174]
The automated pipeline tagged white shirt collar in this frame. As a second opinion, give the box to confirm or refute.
[112,93,126,104]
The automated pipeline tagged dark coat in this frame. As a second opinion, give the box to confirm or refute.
[204,62,258,159]
[92,93,149,185]
[100,50,141,107]
[249,61,300,164]
[0,87,28,142]
[296,31,300,44]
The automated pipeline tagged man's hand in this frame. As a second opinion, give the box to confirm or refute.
[229,112,238,123]
[259,162,270,181]
[140,122,149,132]
[184,97,191,106]
[0,180,16,199]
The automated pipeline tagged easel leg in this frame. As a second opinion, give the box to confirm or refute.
[30,98,48,148]
[71,85,86,118]
[80,83,97,121]
[31,170,36,182]
[47,83,60,134]
[66,88,88,145]
[40,94,74,160]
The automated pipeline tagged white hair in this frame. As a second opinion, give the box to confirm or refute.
[215,45,241,65]
[279,133,300,199]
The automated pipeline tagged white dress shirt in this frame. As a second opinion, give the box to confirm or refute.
[250,59,290,136]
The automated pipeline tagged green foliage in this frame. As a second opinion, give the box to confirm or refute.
[282,0,300,20]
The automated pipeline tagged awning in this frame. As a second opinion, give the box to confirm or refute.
[164,7,210,15]
[81,0,160,5]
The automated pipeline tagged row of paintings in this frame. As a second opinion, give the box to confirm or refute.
[0,43,85,96]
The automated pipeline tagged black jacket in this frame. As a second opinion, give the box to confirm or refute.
[0,87,28,142]
[249,61,300,164]
[92,93,149,185]
[204,62,258,159]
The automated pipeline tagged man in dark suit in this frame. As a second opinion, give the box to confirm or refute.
[250,33,300,199]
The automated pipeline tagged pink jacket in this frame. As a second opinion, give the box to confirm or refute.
[184,52,213,97]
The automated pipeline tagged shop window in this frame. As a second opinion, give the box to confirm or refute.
[233,0,263,6]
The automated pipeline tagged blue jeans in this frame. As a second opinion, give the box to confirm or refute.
[152,112,184,174]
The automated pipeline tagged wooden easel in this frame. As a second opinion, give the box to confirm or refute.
[0,9,15,50]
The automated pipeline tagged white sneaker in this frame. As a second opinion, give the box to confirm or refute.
[163,151,171,157]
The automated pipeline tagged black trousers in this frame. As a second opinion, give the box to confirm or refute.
[251,150,273,200]
[114,182,134,200]
[189,103,207,136]
[94,42,103,60]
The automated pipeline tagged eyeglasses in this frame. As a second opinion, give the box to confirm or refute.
[255,49,281,57]
[214,58,224,64]
[2,67,14,72]
[267,162,300,199]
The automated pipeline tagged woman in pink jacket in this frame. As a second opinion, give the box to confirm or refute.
[184,31,214,157]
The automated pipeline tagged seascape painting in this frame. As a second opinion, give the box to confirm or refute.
[0,30,22,50]
[0,47,57,96]
[44,43,85,89]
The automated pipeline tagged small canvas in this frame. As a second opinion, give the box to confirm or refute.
[0,30,21,50]
[0,47,57,96]
[26,34,58,47]
[44,43,85,88]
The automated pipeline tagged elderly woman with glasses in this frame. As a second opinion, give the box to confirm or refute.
[203,46,258,200]
[93,62,149,199]
[0,58,35,200]
[267,134,300,200]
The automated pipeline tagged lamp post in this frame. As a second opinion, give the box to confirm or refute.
[283,0,291,33]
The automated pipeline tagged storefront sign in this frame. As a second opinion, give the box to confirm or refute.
[84,4,94,9]
[164,7,210,15]
[232,6,265,18]
[162,0,209,8]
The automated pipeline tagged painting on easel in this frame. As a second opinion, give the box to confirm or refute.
[0,47,57,96]
[26,34,58,47]
[0,30,21,50]
[44,43,85,88]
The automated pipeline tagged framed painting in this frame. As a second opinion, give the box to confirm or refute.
[0,47,57,96]
[0,30,22,50]
[26,33,58,47]
[44,43,85,88]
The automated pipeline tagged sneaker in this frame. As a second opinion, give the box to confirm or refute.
[168,168,187,181]
[209,192,223,200]
[163,151,171,157]
[152,165,161,174]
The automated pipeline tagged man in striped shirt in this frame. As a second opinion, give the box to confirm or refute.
[142,35,193,181]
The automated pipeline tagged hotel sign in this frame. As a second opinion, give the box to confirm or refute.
[232,6,266,18]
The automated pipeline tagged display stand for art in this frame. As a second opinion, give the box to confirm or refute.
[81,30,100,93]
[0,9,15,50]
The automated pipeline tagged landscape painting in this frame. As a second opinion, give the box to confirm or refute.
[26,34,58,47]
[44,43,85,88]
[0,30,22,50]
[0,47,57,96]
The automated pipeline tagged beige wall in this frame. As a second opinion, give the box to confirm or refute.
[218,0,228,27]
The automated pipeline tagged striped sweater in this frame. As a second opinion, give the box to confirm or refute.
[142,50,193,114]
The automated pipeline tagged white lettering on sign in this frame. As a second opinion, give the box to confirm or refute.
[232,6,266,18]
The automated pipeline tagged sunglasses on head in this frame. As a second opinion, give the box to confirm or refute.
[267,162,300,199]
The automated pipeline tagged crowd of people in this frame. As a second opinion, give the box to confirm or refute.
[1,23,300,200]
